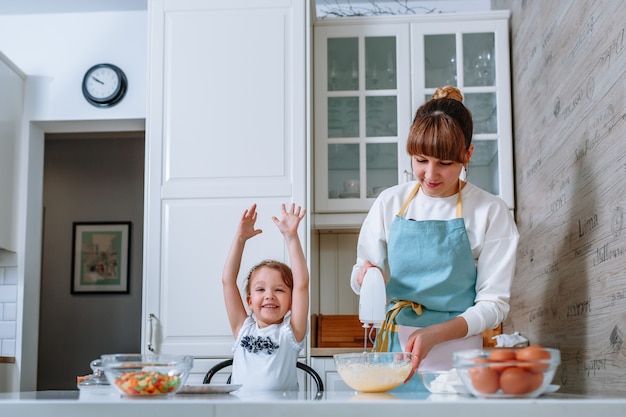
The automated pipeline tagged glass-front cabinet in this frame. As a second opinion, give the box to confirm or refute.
[314,12,513,228]
[314,23,412,216]
[412,17,513,210]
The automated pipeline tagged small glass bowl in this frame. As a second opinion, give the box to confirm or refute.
[77,359,115,396]
[100,354,193,397]
[418,369,463,394]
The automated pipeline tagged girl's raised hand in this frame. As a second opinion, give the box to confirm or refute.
[237,204,263,241]
[272,203,306,237]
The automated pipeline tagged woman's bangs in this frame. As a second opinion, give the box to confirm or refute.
[408,122,458,161]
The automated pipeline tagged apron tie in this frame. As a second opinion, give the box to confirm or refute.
[373,300,422,352]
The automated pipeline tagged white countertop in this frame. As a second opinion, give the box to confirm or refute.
[1,390,625,417]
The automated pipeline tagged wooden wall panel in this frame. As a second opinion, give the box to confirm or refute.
[499,0,626,395]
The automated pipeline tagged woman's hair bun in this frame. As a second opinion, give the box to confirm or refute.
[432,85,463,102]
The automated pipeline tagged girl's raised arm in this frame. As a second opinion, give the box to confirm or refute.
[222,204,263,337]
[272,203,309,343]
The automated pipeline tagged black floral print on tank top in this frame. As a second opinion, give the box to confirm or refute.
[241,335,280,355]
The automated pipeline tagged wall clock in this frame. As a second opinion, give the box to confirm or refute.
[82,63,128,108]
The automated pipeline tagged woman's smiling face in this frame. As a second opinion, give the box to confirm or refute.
[411,145,473,197]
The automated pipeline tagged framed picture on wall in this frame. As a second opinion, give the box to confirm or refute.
[71,222,131,294]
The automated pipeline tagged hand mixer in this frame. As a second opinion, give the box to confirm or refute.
[358,267,387,351]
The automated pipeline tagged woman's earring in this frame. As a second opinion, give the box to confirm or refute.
[462,165,469,180]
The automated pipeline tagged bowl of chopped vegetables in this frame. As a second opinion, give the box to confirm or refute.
[101,354,193,397]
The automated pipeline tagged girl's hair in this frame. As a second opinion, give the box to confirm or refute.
[406,85,473,163]
[245,259,293,295]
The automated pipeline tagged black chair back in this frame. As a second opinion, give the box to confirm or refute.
[203,358,324,397]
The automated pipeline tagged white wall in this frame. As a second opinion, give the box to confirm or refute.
[0,11,147,122]
[0,52,24,252]
[0,252,17,358]
[0,9,148,390]
[0,251,17,392]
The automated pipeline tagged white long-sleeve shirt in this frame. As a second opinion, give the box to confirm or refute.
[350,181,519,337]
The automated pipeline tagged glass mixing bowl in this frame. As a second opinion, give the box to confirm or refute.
[334,352,413,393]
[100,354,193,397]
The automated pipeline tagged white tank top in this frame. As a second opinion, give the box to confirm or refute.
[231,311,305,392]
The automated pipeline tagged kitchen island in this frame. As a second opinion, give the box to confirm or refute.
[0,390,624,417]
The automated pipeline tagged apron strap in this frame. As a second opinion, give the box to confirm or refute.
[396,182,421,218]
[455,179,463,218]
[373,300,423,352]
[397,180,464,219]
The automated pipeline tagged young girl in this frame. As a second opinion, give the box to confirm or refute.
[222,203,309,392]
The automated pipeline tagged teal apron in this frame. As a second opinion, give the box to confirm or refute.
[374,181,479,392]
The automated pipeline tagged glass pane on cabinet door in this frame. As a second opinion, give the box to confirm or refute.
[463,33,495,87]
[366,96,397,137]
[424,34,456,88]
[328,143,360,199]
[366,143,398,198]
[328,37,359,91]
[365,36,396,90]
[464,93,497,134]
[328,97,359,138]
[468,139,499,196]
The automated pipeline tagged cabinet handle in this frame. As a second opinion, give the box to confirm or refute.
[147,313,157,353]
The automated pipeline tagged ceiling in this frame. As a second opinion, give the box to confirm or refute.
[0,0,146,15]
[0,0,463,15]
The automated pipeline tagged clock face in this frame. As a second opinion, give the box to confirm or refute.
[82,64,127,107]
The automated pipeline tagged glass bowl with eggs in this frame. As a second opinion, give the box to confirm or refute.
[452,346,560,398]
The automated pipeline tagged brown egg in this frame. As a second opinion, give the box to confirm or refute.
[489,349,517,361]
[516,345,550,373]
[468,365,500,394]
[528,371,544,392]
[500,367,533,395]
[488,349,517,372]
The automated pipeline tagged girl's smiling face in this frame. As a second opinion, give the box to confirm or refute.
[412,145,473,198]
[246,266,292,328]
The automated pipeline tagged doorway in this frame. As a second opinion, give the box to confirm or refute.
[36,131,145,390]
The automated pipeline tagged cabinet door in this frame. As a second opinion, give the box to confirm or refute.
[144,0,307,357]
[314,23,411,217]
[0,53,24,252]
[310,357,353,392]
[411,17,514,209]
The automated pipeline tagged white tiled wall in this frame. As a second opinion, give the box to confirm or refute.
[0,255,17,357]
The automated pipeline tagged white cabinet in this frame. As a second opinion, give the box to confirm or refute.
[143,0,308,363]
[310,357,353,392]
[313,12,513,228]
[0,52,24,252]
[411,14,514,211]
[313,23,412,219]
